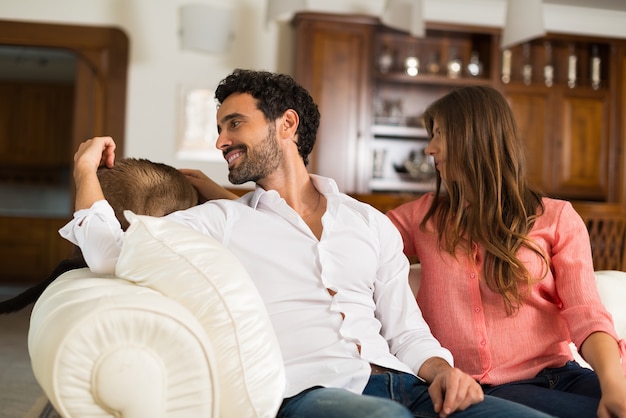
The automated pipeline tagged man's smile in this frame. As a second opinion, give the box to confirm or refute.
[224,148,245,168]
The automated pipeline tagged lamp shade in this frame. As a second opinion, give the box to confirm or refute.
[179,3,234,54]
[382,0,424,38]
[501,0,545,49]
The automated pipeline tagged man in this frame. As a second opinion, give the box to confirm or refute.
[61,69,551,418]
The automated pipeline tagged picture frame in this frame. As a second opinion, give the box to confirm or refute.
[176,85,223,161]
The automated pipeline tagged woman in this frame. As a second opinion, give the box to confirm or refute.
[387,86,626,417]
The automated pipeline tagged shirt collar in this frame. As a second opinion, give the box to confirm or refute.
[247,174,340,210]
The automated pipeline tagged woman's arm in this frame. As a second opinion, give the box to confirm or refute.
[579,332,626,417]
[552,202,626,416]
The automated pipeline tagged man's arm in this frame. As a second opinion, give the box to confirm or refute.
[179,169,239,202]
[418,357,484,418]
[373,214,484,417]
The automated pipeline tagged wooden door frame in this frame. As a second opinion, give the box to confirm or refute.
[0,20,129,157]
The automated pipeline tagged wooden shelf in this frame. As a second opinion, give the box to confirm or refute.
[500,38,611,89]
[293,11,626,201]
[375,72,492,86]
[371,125,428,138]
[370,177,435,193]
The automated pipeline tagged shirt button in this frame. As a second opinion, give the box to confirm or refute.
[474,306,481,313]
[480,340,486,346]
[470,273,476,279]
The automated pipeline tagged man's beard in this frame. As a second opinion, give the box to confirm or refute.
[228,125,283,185]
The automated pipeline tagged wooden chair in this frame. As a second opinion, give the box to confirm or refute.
[571,202,626,271]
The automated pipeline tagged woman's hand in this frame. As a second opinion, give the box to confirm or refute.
[597,381,626,418]
[580,332,626,417]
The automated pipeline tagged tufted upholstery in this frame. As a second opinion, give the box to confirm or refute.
[28,213,285,418]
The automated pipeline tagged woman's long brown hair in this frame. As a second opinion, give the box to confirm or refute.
[421,86,548,314]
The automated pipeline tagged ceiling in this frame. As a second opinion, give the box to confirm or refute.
[543,0,626,12]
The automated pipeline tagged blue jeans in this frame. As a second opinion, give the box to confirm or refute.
[277,371,554,418]
[483,361,600,418]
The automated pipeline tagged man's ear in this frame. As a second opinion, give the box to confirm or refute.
[277,109,299,140]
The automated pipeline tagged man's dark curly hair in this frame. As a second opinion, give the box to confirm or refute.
[215,69,320,166]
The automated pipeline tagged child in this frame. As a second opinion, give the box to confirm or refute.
[0,158,198,313]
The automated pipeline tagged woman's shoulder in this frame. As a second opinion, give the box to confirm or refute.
[389,192,434,214]
[538,197,580,223]
[540,197,574,212]
[385,193,434,231]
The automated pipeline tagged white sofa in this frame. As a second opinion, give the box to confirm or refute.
[28,213,286,418]
[28,215,626,417]
[571,270,626,368]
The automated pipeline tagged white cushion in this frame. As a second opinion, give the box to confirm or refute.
[116,212,285,418]
[594,270,626,339]
[571,270,626,369]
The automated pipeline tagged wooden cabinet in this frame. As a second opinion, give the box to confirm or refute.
[0,81,74,168]
[293,13,377,193]
[500,39,616,200]
[293,12,626,203]
[0,216,75,284]
[370,24,499,194]
[556,89,610,199]
[502,86,554,192]
[0,81,75,284]
[369,125,435,193]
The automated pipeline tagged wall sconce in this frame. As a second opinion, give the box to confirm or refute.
[179,3,234,54]
[266,0,307,25]
[382,0,425,38]
[501,0,545,49]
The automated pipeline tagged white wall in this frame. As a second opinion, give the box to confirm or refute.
[1,0,625,187]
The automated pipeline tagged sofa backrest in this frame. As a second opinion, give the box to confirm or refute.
[595,270,626,340]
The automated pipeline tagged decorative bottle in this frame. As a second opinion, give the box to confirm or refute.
[591,45,601,90]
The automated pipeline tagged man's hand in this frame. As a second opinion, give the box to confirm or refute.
[179,168,239,202]
[418,357,484,418]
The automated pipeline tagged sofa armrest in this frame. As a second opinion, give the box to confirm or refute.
[28,268,218,418]
[29,213,286,418]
